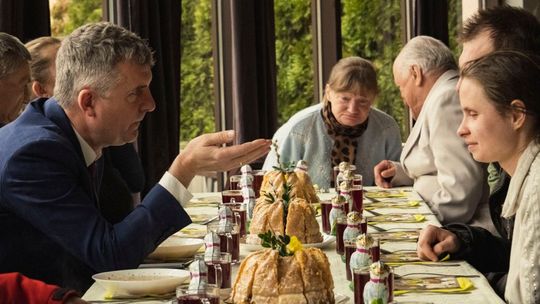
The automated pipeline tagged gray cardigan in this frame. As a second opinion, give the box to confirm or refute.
[263,104,402,188]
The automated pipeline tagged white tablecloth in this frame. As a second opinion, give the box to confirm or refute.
[83,187,504,304]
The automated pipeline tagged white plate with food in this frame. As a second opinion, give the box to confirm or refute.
[147,236,204,260]
[92,268,189,297]
[242,234,336,252]
[174,224,208,238]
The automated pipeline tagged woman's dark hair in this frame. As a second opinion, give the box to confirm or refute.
[461,50,540,141]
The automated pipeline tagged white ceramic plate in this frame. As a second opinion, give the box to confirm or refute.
[335,293,350,304]
[174,224,208,238]
[242,234,336,252]
[187,196,221,207]
[147,236,204,260]
[92,268,189,297]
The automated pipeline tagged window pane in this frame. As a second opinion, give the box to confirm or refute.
[448,0,463,58]
[180,0,215,142]
[274,0,315,126]
[50,0,102,37]
[341,0,406,137]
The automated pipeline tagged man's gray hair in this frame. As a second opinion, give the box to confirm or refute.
[0,32,31,79]
[55,22,154,107]
[394,35,457,78]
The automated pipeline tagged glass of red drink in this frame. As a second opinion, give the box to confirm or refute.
[206,252,232,289]
[320,200,332,234]
[387,267,394,302]
[229,175,241,190]
[223,202,247,237]
[335,216,347,255]
[353,174,363,186]
[371,238,380,262]
[341,200,350,215]
[221,190,243,203]
[331,165,339,189]
[344,241,356,281]
[176,284,220,304]
[351,185,363,212]
[359,218,367,234]
[353,266,371,304]
[251,170,265,198]
[207,222,240,263]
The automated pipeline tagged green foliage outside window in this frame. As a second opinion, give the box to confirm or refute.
[178,0,461,141]
[51,0,102,37]
[341,0,406,137]
[448,0,463,59]
[180,0,215,141]
[179,0,316,137]
[274,0,314,126]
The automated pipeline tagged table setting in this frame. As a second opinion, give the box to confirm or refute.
[84,162,504,304]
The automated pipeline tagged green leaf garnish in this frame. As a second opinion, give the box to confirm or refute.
[258,230,293,256]
[267,141,295,234]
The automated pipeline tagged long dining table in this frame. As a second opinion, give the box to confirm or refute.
[83,187,504,303]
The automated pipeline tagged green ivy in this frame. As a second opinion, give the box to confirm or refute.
[448,0,463,59]
[51,0,102,37]
[341,0,406,137]
[259,231,292,256]
[180,0,216,142]
[274,0,315,125]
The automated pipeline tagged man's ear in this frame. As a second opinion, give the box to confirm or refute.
[411,65,423,86]
[31,81,48,98]
[510,99,527,130]
[77,89,97,117]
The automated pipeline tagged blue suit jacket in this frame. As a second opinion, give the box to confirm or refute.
[0,98,191,291]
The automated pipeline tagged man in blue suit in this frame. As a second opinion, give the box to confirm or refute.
[0,22,270,292]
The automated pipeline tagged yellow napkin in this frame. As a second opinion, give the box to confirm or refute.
[385,254,451,266]
[439,253,451,262]
[368,214,425,224]
[364,200,420,210]
[408,200,420,206]
[371,230,420,243]
[365,190,407,198]
[413,214,425,222]
[394,277,474,295]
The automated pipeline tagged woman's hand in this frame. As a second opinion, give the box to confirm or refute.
[417,225,461,261]
[373,160,396,188]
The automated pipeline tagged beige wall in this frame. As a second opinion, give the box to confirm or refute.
[507,0,540,19]
[462,1,481,24]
